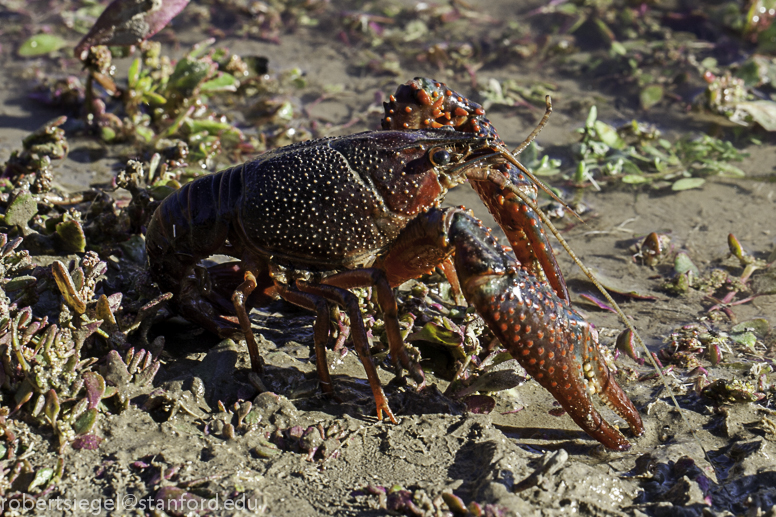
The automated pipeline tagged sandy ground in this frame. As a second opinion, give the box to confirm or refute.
[1,1,776,515]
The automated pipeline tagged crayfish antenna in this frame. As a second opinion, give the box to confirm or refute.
[513,95,553,155]
[503,152,583,224]
[491,96,583,223]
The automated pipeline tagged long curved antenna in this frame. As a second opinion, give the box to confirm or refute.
[502,97,583,223]
[513,95,553,155]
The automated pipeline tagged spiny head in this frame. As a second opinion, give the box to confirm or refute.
[382,77,504,144]
[382,79,567,219]
[381,78,539,193]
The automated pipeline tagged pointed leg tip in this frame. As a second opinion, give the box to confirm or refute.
[410,365,426,387]
[613,441,632,452]
[377,406,398,425]
[249,356,264,376]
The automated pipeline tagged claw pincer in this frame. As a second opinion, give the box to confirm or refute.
[447,210,645,450]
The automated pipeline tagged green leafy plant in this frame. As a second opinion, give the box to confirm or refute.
[569,106,748,190]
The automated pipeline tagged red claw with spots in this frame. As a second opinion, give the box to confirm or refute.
[447,210,644,450]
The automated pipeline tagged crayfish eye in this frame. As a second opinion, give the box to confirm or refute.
[429,148,452,167]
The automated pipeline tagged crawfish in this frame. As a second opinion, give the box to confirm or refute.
[146,83,644,450]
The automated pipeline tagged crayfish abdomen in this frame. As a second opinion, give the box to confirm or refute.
[146,166,243,296]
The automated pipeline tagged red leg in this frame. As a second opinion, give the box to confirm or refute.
[296,280,397,424]
[200,262,276,314]
[440,256,465,305]
[274,283,336,398]
[321,268,425,388]
[232,271,263,374]
[172,264,238,338]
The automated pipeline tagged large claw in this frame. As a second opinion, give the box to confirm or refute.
[381,78,642,447]
[447,210,644,450]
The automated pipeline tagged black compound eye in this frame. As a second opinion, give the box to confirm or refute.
[430,148,451,167]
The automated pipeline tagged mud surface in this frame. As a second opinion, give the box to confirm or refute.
[1,1,776,516]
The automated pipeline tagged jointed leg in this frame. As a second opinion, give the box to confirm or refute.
[232,271,262,374]
[296,280,397,424]
[275,283,335,398]
[321,269,425,388]
[439,256,464,305]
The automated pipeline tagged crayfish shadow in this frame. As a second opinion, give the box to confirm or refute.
[155,318,227,355]
[152,304,468,420]
[448,440,499,500]
[283,373,468,422]
[494,423,603,454]
[150,335,266,409]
